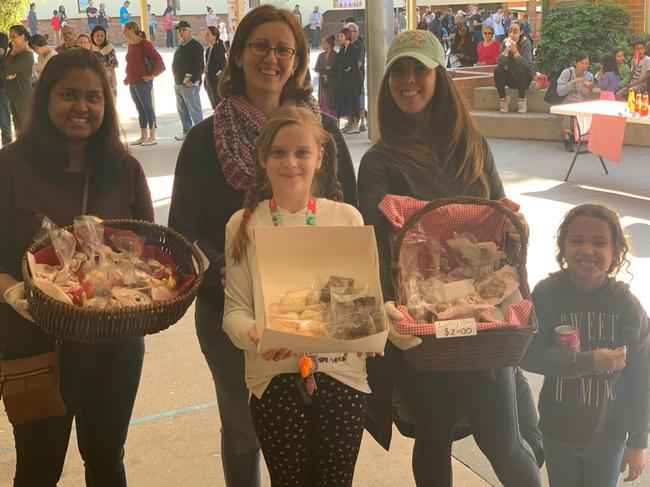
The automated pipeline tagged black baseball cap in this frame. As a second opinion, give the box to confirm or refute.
[176,20,191,30]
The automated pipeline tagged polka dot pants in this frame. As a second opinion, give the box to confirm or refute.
[250,373,367,487]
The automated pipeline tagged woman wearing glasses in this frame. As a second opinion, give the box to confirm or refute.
[476,26,500,66]
[493,21,536,114]
[167,6,357,487]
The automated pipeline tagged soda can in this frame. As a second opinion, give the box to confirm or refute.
[554,325,580,352]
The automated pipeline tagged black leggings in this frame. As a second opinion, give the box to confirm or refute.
[250,373,367,487]
[403,366,542,487]
[494,65,533,99]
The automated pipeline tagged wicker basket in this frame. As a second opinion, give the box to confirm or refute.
[22,219,206,343]
[390,196,537,372]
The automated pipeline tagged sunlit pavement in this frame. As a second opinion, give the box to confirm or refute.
[1,49,648,486]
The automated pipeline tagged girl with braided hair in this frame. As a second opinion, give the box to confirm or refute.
[223,106,371,486]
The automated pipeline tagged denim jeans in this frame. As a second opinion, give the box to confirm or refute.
[195,297,261,487]
[129,80,156,129]
[0,88,11,146]
[174,84,203,134]
[12,339,144,487]
[544,434,626,487]
[166,30,174,48]
[403,366,542,487]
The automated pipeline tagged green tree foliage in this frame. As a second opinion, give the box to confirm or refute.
[536,1,630,75]
[0,0,30,33]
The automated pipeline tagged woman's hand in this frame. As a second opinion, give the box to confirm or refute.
[261,348,294,361]
[3,282,34,322]
[142,75,154,82]
[385,301,421,350]
[248,325,260,344]
[620,448,646,481]
[574,77,584,85]
[5,74,16,80]
[504,212,529,242]
[593,346,627,372]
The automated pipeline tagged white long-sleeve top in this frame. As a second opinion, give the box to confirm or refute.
[223,198,372,399]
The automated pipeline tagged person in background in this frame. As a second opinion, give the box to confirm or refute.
[28,3,39,36]
[595,52,619,101]
[492,9,505,41]
[203,25,226,109]
[77,34,92,50]
[172,20,204,141]
[86,0,99,31]
[625,39,650,94]
[57,25,77,53]
[98,3,109,29]
[612,48,631,99]
[449,23,476,67]
[28,35,56,80]
[358,30,542,487]
[51,10,62,45]
[522,15,532,39]
[123,21,164,146]
[494,21,535,114]
[556,50,594,152]
[469,3,483,43]
[206,6,219,27]
[428,11,445,44]
[398,7,406,31]
[314,34,337,116]
[293,4,302,25]
[347,22,367,132]
[120,1,131,30]
[335,27,361,134]
[476,25,500,65]
[3,25,34,136]
[521,204,649,487]
[91,25,118,97]
[163,6,175,48]
[0,32,11,147]
[147,4,157,42]
[219,21,229,45]
[442,7,455,34]
[58,5,69,28]
[167,7,358,487]
[0,48,154,487]
[309,5,323,49]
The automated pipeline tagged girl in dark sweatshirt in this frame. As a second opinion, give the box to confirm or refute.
[522,204,650,487]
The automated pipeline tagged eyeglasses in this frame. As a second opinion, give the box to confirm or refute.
[248,42,296,60]
[508,29,520,33]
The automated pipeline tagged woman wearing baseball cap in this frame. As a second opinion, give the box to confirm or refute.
[358,30,542,487]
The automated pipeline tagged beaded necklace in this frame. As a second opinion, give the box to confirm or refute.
[268,196,317,227]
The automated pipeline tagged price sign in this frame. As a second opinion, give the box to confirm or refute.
[436,318,477,339]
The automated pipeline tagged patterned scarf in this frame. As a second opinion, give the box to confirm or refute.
[214,94,321,192]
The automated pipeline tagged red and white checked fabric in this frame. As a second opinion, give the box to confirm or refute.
[379,195,530,336]
[392,300,533,336]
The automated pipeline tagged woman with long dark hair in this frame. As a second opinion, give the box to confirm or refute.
[91,25,118,97]
[123,21,164,146]
[203,25,227,109]
[358,30,542,487]
[0,47,153,487]
[449,23,477,67]
[3,25,34,134]
[334,27,361,133]
[314,34,337,116]
[167,6,357,486]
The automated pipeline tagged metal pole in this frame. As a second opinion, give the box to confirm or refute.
[406,0,417,31]
[139,0,149,40]
[366,1,394,142]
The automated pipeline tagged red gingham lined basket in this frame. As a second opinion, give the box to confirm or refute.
[380,195,537,371]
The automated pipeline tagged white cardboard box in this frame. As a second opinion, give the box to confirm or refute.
[254,226,389,354]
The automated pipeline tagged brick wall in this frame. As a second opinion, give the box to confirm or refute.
[35,14,226,48]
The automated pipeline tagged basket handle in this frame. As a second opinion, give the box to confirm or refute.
[389,196,537,332]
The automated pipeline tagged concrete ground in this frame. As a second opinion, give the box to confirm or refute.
[1,49,649,486]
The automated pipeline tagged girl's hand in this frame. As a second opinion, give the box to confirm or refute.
[504,212,529,242]
[593,346,627,372]
[574,77,584,85]
[261,348,294,362]
[5,74,16,80]
[620,448,646,481]
[248,325,260,344]
[143,75,154,82]
[356,352,385,358]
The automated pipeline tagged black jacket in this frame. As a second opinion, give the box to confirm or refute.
[0,33,8,90]
[522,271,650,449]
[205,40,227,83]
[167,112,358,308]
[172,38,204,85]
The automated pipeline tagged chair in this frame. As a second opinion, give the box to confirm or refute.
[564,115,608,182]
